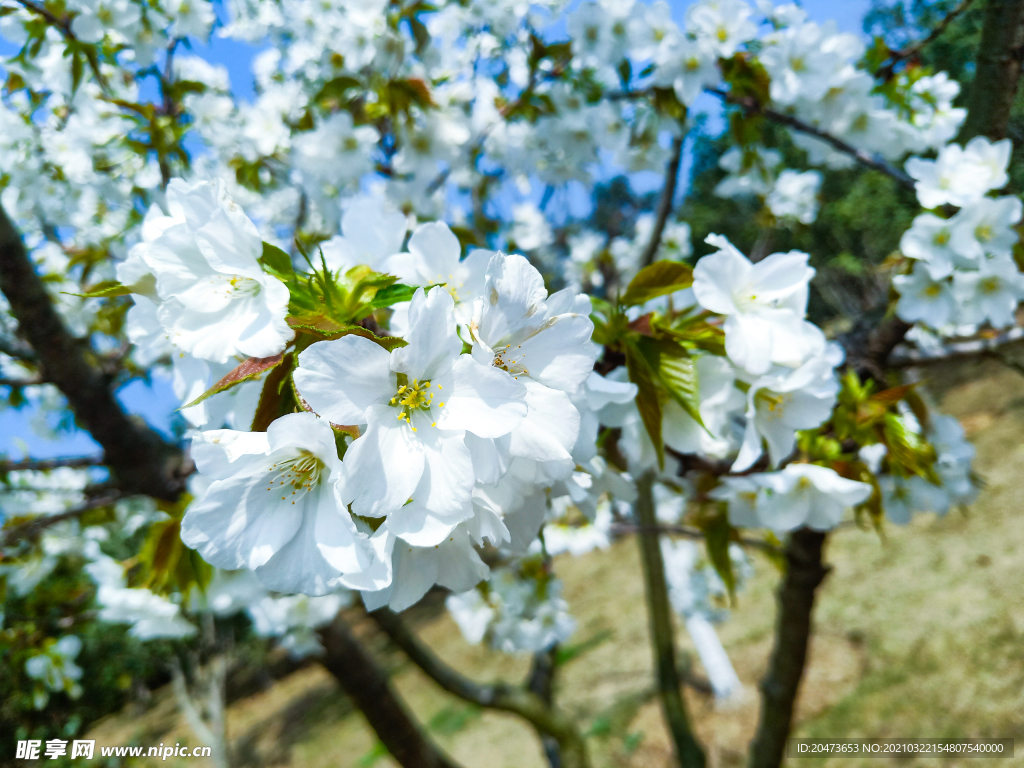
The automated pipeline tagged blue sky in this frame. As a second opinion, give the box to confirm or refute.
[0,0,871,460]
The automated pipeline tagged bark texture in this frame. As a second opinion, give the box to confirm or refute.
[318,614,462,768]
[747,530,829,768]
[960,0,1024,141]
[0,204,189,500]
[634,470,706,768]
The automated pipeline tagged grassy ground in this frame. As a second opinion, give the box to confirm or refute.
[87,353,1024,768]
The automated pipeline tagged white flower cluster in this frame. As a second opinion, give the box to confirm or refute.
[757,8,964,166]
[24,636,84,710]
[446,560,576,654]
[896,137,1024,332]
[156,187,608,611]
[716,147,823,225]
[874,413,977,525]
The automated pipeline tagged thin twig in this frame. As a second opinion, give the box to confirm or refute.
[639,133,685,269]
[705,88,915,189]
[611,523,784,558]
[877,0,977,80]
[0,376,42,387]
[0,491,128,548]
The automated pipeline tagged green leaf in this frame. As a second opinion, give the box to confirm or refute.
[62,280,133,299]
[286,315,408,350]
[260,241,294,278]
[365,282,418,310]
[703,512,736,602]
[651,340,704,428]
[620,261,694,306]
[182,353,284,408]
[625,339,663,468]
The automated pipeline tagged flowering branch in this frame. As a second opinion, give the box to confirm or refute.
[0,455,104,472]
[318,613,463,768]
[0,490,129,548]
[705,88,915,189]
[371,608,593,768]
[0,203,191,501]
[633,470,706,768]
[876,0,978,80]
[13,0,111,94]
[747,529,830,768]
[889,326,1024,366]
[639,133,685,270]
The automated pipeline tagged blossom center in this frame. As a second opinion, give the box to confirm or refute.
[980,276,1003,294]
[716,26,729,42]
[492,344,529,379]
[975,224,994,243]
[390,376,442,431]
[266,450,325,502]
[923,284,943,298]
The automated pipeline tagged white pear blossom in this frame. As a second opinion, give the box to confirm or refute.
[953,256,1024,328]
[893,263,958,328]
[899,213,959,279]
[950,196,1022,262]
[320,196,408,273]
[125,179,293,363]
[293,287,528,539]
[905,140,1003,209]
[687,0,757,58]
[468,252,599,475]
[25,637,84,709]
[180,412,388,595]
[692,234,822,374]
[766,169,822,224]
[714,464,871,532]
[732,353,840,472]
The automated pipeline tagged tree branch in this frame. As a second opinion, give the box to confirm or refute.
[639,134,685,269]
[0,334,36,362]
[318,613,463,768]
[705,88,915,189]
[611,523,784,558]
[527,648,562,768]
[0,490,129,548]
[0,455,104,473]
[959,0,1024,141]
[0,376,42,387]
[889,326,1024,366]
[876,0,978,80]
[371,608,592,768]
[747,529,830,768]
[0,203,190,501]
[633,470,706,768]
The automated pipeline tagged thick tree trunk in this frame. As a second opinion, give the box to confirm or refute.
[318,614,462,768]
[747,529,830,768]
[959,0,1024,142]
[0,204,188,500]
